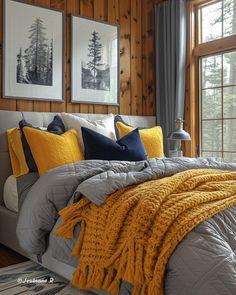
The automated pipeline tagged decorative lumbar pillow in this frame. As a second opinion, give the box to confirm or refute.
[22,127,84,176]
[61,113,116,151]
[19,115,66,172]
[82,127,147,161]
[7,128,29,177]
[115,115,164,159]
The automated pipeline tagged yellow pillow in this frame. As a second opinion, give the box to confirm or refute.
[7,128,29,177]
[116,122,164,158]
[23,127,84,176]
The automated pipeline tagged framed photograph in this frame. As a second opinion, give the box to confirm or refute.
[3,0,64,101]
[71,15,119,105]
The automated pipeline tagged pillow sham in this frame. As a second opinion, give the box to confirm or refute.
[7,128,29,177]
[19,115,66,172]
[61,113,116,151]
[115,115,164,159]
[23,127,84,176]
[82,127,147,161]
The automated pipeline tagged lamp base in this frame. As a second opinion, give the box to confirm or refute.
[169,150,183,158]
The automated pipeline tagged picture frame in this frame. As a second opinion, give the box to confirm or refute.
[3,0,64,102]
[71,15,119,105]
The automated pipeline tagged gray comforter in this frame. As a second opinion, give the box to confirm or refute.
[16,157,236,295]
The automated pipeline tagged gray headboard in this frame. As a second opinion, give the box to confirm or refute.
[0,110,156,205]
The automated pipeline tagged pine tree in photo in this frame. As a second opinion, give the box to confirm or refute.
[17,48,24,83]
[48,39,53,85]
[28,17,48,83]
[16,17,53,86]
[87,31,104,88]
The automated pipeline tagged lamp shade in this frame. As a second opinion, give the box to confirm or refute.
[168,118,191,141]
[168,129,191,141]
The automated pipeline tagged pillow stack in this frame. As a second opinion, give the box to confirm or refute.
[7,115,84,176]
[19,115,66,172]
[7,113,164,177]
[114,115,164,159]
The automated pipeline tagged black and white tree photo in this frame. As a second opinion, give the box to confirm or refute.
[81,30,110,91]
[16,17,53,86]
[4,0,63,100]
[71,15,118,104]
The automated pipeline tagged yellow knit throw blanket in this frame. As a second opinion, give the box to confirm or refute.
[54,169,236,295]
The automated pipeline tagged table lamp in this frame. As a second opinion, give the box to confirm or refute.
[168,118,191,157]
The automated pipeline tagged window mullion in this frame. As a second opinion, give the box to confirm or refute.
[221,53,224,158]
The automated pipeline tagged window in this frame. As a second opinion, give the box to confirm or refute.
[200,51,236,161]
[199,0,236,43]
[186,0,236,160]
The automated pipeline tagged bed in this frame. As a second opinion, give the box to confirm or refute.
[1,110,236,295]
[0,110,156,282]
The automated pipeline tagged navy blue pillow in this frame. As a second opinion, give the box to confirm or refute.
[47,115,65,134]
[19,116,66,172]
[82,127,147,161]
[19,120,38,172]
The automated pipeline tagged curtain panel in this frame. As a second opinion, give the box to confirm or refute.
[155,0,187,156]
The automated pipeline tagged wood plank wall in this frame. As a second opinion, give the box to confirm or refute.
[0,0,162,116]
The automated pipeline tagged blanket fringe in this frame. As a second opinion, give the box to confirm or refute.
[54,198,90,239]
[71,239,147,295]
[72,266,121,295]
[132,286,142,295]
[119,240,145,286]
[148,280,164,295]
[71,220,86,257]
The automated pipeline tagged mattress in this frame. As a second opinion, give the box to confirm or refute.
[3,175,18,212]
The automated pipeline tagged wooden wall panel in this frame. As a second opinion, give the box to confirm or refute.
[0,0,162,116]
[65,0,80,114]
[107,0,120,115]
[119,0,131,115]
[131,0,142,115]
[142,0,156,116]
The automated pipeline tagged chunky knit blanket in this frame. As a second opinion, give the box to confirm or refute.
[55,169,236,295]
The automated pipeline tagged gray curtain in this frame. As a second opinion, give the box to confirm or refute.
[155,0,187,156]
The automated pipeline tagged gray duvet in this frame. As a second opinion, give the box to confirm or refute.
[16,157,236,295]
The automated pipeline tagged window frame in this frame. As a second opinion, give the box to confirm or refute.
[184,0,236,157]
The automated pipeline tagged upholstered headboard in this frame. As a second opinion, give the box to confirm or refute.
[0,110,156,205]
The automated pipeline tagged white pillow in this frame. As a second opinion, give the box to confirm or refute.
[61,113,116,150]
[3,175,18,212]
